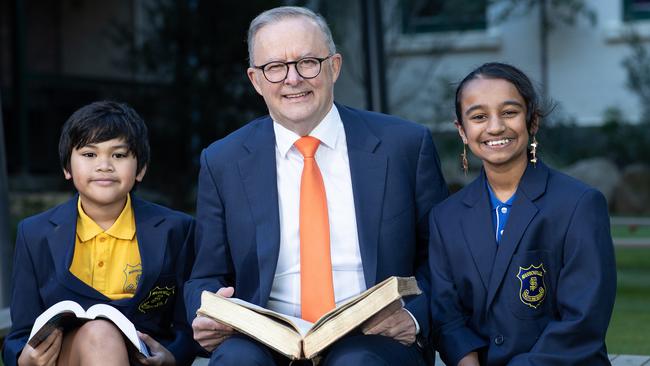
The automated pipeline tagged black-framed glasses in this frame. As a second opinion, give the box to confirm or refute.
[254,55,333,83]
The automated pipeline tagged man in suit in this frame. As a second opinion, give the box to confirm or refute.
[184,6,448,365]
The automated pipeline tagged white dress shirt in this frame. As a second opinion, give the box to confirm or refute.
[267,105,367,318]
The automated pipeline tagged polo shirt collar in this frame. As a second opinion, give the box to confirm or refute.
[76,194,136,241]
[486,181,516,208]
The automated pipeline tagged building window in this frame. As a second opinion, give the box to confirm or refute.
[624,0,650,21]
[402,0,487,33]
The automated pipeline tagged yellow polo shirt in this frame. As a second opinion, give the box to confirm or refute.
[69,195,142,300]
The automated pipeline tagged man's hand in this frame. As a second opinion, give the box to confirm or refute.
[135,331,176,366]
[457,351,480,366]
[191,287,237,352]
[361,301,416,345]
[18,328,63,366]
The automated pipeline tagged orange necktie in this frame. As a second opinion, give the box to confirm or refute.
[295,136,335,322]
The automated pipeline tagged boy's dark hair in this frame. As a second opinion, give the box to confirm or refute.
[454,62,544,133]
[59,101,150,175]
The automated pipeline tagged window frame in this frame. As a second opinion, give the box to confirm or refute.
[401,0,487,34]
[624,0,650,21]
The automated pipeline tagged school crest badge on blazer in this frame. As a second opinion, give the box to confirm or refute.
[138,286,175,313]
[517,263,546,309]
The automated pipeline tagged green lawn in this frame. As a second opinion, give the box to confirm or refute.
[607,246,650,355]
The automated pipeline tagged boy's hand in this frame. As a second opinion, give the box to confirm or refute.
[192,286,236,352]
[135,331,175,366]
[18,328,63,366]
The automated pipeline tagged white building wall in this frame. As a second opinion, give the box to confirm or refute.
[333,0,647,126]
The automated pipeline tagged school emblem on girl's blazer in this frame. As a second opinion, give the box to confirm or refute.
[517,263,547,308]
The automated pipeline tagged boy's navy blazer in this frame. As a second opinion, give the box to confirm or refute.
[2,195,198,366]
[185,103,449,339]
[429,161,617,366]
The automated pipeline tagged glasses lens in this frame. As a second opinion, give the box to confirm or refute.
[297,58,322,79]
[263,62,288,83]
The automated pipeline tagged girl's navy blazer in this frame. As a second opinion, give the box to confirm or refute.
[429,161,617,366]
[2,195,198,366]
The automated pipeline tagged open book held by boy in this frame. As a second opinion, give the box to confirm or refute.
[2,101,198,366]
[27,301,150,358]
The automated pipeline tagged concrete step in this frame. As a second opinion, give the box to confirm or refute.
[193,353,650,365]
[610,354,650,365]
[192,353,650,366]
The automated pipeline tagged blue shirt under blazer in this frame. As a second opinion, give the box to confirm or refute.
[429,161,617,366]
[185,103,449,343]
[2,195,198,366]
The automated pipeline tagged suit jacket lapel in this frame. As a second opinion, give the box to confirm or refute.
[460,173,497,291]
[486,162,548,308]
[130,196,166,304]
[338,104,386,287]
[47,195,108,300]
[239,117,281,304]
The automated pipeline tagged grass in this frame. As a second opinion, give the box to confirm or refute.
[607,246,650,355]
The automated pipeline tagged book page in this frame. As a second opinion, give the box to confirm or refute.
[228,298,314,336]
[28,300,86,346]
[302,276,421,359]
[198,292,304,359]
[308,276,396,334]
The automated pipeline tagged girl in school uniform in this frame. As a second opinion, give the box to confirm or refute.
[428,62,617,366]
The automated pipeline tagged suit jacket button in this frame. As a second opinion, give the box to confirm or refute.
[494,335,504,345]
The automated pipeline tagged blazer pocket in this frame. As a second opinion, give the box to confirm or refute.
[507,250,554,320]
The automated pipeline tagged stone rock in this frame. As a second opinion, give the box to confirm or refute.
[613,164,650,215]
[563,158,620,204]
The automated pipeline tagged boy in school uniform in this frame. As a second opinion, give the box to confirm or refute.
[2,101,197,366]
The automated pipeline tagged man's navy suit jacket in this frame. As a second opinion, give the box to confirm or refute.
[429,161,617,366]
[2,195,198,366]
[185,104,448,339]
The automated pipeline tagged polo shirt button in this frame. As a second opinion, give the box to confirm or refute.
[494,335,504,345]
[501,207,508,214]
[98,261,104,267]
[99,236,106,242]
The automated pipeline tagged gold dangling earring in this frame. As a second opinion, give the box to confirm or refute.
[461,144,469,175]
[530,135,538,166]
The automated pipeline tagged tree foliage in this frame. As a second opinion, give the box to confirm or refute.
[622,32,650,124]
[110,0,280,208]
[490,0,596,28]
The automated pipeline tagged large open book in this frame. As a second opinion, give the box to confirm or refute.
[27,301,150,357]
[197,276,421,360]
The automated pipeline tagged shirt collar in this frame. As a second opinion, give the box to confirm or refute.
[486,181,516,209]
[76,194,136,242]
[273,104,342,158]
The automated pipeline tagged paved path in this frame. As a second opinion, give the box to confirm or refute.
[610,354,650,365]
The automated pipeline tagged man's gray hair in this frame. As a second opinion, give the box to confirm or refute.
[247,6,337,66]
